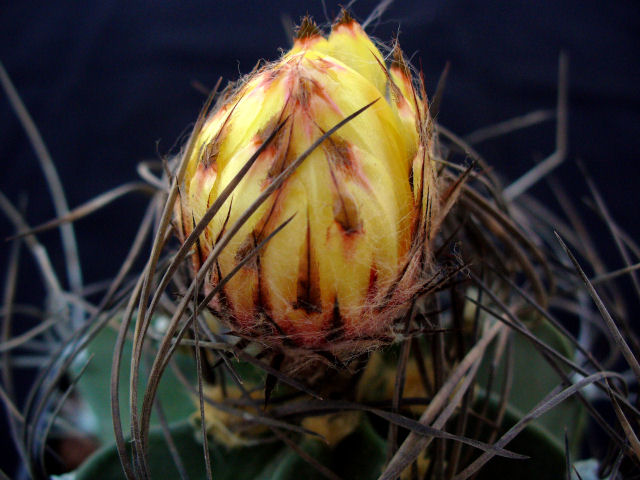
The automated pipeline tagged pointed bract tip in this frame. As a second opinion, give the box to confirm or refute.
[334,7,354,26]
[295,15,322,40]
[391,41,410,77]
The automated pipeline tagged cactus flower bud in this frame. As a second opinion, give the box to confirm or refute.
[176,13,440,355]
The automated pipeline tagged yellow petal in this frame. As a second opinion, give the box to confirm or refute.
[325,11,387,97]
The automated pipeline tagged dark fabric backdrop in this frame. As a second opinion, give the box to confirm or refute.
[1,1,638,476]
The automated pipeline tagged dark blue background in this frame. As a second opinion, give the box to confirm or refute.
[1,1,638,476]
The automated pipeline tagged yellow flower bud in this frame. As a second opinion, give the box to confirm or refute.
[177,14,439,355]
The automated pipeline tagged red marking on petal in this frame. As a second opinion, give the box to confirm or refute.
[294,214,323,313]
[316,57,346,72]
[296,74,342,117]
[332,188,362,235]
[366,264,379,300]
